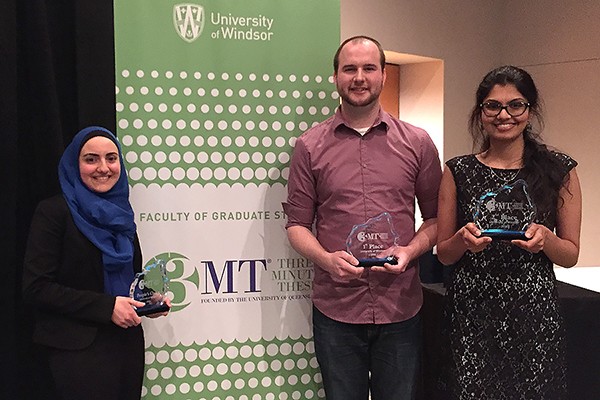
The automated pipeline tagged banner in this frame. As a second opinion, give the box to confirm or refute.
[114,1,340,398]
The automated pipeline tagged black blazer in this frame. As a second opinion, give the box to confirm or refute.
[22,195,142,350]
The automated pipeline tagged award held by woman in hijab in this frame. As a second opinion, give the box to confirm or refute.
[129,259,170,316]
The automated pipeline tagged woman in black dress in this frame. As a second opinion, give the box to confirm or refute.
[436,66,582,399]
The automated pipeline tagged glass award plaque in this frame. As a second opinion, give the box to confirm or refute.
[129,259,170,316]
[345,212,399,267]
[473,179,536,240]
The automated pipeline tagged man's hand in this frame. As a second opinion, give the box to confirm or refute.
[370,246,411,274]
[321,250,364,280]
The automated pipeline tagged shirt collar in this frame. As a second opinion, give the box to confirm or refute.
[332,106,391,134]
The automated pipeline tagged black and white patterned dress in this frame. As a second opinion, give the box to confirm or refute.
[443,153,576,399]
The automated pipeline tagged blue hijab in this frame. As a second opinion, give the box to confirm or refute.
[58,126,136,297]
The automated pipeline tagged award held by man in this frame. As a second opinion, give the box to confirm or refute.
[129,259,171,316]
[473,179,536,240]
[346,212,400,267]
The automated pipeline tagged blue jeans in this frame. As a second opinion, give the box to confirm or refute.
[313,306,421,400]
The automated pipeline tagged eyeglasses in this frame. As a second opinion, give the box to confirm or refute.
[480,100,530,117]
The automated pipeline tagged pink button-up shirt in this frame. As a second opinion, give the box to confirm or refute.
[283,108,442,324]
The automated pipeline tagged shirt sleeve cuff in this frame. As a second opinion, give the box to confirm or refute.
[282,202,315,230]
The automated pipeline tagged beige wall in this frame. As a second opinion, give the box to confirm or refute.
[398,62,444,159]
[341,0,600,265]
[499,0,600,266]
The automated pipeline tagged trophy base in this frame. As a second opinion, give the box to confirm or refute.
[135,302,171,317]
[480,229,529,241]
[357,256,398,268]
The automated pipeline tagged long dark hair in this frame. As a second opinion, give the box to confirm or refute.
[467,66,571,217]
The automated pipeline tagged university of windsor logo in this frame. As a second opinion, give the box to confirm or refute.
[173,4,205,42]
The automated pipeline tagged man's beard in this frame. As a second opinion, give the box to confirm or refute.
[339,86,381,107]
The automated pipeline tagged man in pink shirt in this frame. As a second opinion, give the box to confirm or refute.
[283,36,442,400]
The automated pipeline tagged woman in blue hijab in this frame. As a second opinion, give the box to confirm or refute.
[23,126,169,400]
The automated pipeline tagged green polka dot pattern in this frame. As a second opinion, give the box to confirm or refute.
[142,337,325,399]
[116,70,338,187]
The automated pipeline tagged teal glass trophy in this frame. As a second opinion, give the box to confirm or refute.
[346,212,399,267]
[129,259,170,316]
[473,179,536,240]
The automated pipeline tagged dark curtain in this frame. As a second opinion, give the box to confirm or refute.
[3,1,116,398]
